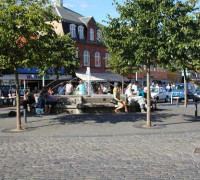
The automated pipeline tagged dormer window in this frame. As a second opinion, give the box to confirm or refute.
[90,28,94,41]
[95,52,101,67]
[70,24,76,38]
[97,29,101,42]
[78,26,84,40]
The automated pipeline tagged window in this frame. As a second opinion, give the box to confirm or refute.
[83,50,90,66]
[95,52,101,67]
[90,28,94,41]
[105,53,110,67]
[97,29,101,42]
[78,26,84,39]
[69,24,76,38]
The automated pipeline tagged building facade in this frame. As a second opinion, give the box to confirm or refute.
[52,1,110,74]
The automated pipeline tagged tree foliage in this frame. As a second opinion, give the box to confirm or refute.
[159,0,199,107]
[103,0,200,125]
[103,0,169,126]
[42,35,79,77]
[0,0,78,130]
[160,0,199,70]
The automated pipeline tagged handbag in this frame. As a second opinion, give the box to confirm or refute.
[110,98,117,104]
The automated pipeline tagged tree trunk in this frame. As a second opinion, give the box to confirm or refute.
[183,68,188,108]
[146,64,151,127]
[122,76,124,94]
[14,66,22,130]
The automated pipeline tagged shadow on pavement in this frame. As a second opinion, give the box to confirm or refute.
[50,111,179,125]
[185,114,200,122]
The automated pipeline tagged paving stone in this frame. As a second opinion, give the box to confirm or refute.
[0,103,200,179]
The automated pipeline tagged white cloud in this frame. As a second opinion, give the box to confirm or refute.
[80,3,88,9]
[63,3,75,8]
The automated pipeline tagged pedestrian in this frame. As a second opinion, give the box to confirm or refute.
[58,83,65,95]
[97,87,102,94]
[140,87,157,110]
[22,90,35,111]
[125,84,146,113]
[76,80,86,95]
[65,81,73,95]
[113,84,128,113]
[48,87,53,95]
[166,83,171,92]
[132,81,139,95]
[102,85,108,94]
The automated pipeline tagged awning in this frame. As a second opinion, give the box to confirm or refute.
[76,72,129,82]
[0,74,72,80]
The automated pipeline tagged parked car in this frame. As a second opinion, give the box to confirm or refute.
[194,90,200,101]
[150,87,169,102]
[169,83,196,101]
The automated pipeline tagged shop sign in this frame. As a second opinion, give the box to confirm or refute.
[27,75,49,80]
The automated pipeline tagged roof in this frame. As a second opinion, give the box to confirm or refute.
[52,5,94,26]
[80,16,95,26]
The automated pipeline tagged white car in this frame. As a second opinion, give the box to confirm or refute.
[151,87,169,102]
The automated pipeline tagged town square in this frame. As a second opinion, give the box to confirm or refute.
[0,0,200,179]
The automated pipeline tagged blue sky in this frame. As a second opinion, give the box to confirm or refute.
[62,0,119,25]
[62,0,199,25]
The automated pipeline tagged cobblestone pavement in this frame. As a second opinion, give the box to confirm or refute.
[0,102,200,179]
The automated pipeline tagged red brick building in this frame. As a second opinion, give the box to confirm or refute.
[126,67,182,87]
[52,1,182,86]
[51,1,126,82]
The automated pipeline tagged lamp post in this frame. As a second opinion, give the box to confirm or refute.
[42,75,45,87]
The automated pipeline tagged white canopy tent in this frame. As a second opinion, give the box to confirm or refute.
[75,72,129,82]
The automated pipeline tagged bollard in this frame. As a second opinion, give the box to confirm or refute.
[195,98,198,117]
[171,93,173,104]
[176,98,179,107]
[23,109,27,123]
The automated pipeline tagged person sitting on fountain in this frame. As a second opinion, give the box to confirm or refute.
[113,84,128,113]
[65,81,73,95]
[76,80,86,95]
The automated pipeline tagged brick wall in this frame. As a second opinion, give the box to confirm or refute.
[75,42,107,73]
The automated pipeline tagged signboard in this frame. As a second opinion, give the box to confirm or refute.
[27,75,49,80]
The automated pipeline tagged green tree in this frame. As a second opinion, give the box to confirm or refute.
[106,51,140,93]
[0,0,78,130]
[43,35,79,78]
[103,0,170,127]
[160,0,199,107]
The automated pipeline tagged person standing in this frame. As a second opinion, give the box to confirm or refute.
[65,81,73,95]
[166,83,171,92]
[113,84,128,113]
[58,83,65,95]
